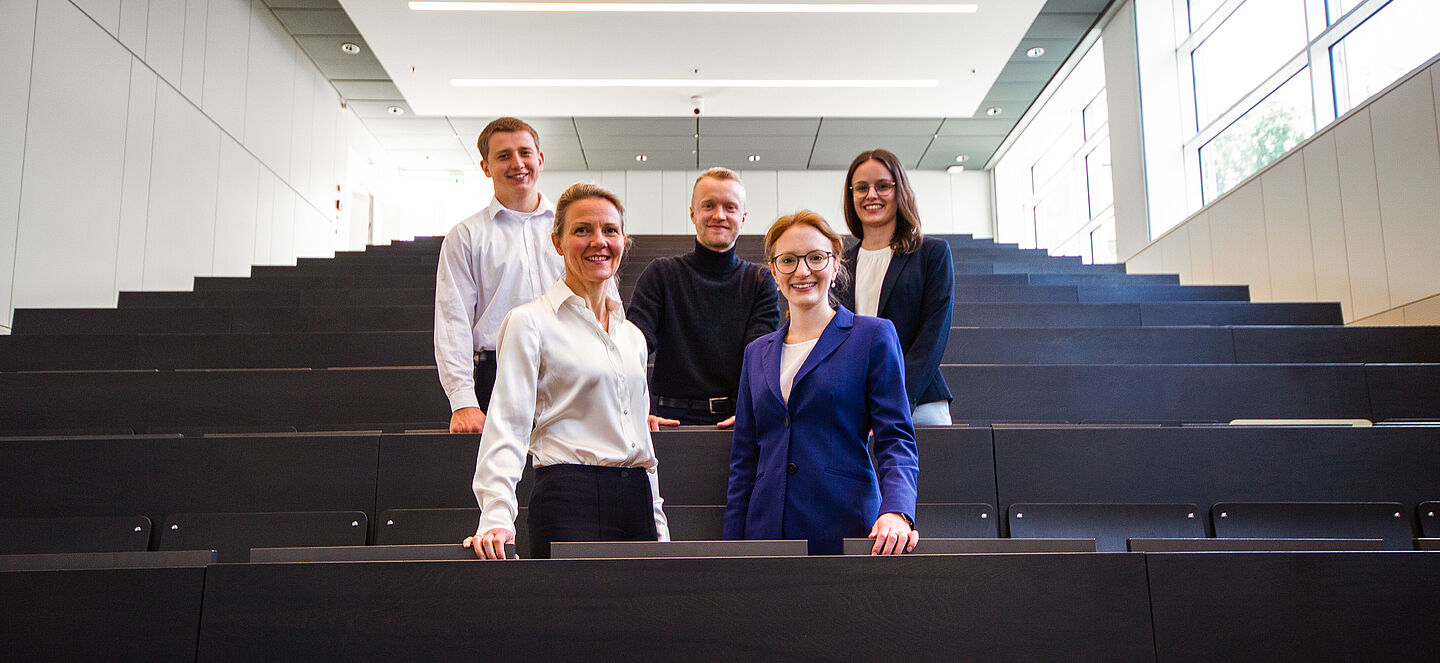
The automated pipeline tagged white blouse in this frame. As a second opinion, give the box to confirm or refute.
[471,279,670,541]
[854,246,893,317]
[779,338,819,403]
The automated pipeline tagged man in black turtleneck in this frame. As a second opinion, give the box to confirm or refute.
[627,167,781,427]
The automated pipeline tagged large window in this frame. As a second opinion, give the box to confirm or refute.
[993,42,1114,264]
[1165,0,1440,225]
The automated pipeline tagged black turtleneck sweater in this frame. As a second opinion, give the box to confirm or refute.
[627,241,781,400]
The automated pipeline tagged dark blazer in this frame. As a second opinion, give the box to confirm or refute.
[723,307,919,555]
[838,236,954,408]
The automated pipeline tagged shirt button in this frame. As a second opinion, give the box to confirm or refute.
[786,463,798,475]
[619,376,625,382]
[784,418,790,427]
[623,409,630,415]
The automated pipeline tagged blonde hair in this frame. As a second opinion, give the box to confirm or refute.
[477,117,540,162]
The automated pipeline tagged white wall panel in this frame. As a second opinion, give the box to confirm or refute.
[776,171,844,230]
[0,0,38,327]
[71,0,120,34]
[949,170,994,238]
[1350,308,1404,326]
[1405,294,1440,325]
[212,134,259,276]
[268,179,296,264]
[660,170,689,235]
[252,169,274,265]
[1369,73,1440,308]
[1333,109,1391,318]
[1207,184,1271,300]
[287,50,315,204]
[1186,211,1214,283]
[117,0,147,54]
[243,1,294,179]
[293,197,330,259]
[179,0,208,102]
[1302,133,1353,320]
[1259,156,1317,301]
[145,0,184,86]
[911,170,952,234]
[143,84,220,290]
[739,170,778,235]
[202,0,250,138]
[114,64,158,292]
[13,1,130,309]
[308,82,339,209]
[624,171,663,235]
[1159,226,1192,284]
[1124,243,1163,274]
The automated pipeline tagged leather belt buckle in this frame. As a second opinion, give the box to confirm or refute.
[708,397,728,414]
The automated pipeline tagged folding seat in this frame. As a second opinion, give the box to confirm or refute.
[157,511,368,562]
[0,515,152,555]
[1211,501,1415,550]
[1007,502,1205,552]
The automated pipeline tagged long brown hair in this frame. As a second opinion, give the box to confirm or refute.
[843,148,923,254]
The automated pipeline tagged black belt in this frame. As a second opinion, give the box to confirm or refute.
[473,350,495,363]
[657,396,734,415]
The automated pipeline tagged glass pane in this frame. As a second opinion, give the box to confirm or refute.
[1083,91,1108,140]
[1086,140,1113,219]
[1200,69,1315,202]
[1033,169,1082,250]
[1189,0,1227,31]
[1192,0,1308,128]
[1331,0,1440,114]
[1090,218,1118,265]
[1327,0,1363,23]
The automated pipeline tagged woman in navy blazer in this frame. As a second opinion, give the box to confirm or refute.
[837,149,955,425]
[724,210,919,555]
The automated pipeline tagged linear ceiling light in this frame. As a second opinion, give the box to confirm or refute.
[452,78,938,88]
[411,2,978,14]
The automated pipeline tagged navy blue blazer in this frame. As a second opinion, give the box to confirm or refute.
[723,307,919,555]
[838,236,954,408]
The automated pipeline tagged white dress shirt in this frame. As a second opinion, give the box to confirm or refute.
[855,246,893,317]
[472,279,670,541]
[434,196,564,412]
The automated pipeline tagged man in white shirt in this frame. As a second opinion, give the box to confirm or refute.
[434,117,564,433]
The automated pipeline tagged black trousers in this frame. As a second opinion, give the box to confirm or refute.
[653,402,729,426]
[527,464,658,559]
[473,355,497,411]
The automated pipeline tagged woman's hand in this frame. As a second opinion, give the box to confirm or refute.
[462,528,515,560]
[868,512,918,555]
[716,416,736,429]
[647,414,680,431]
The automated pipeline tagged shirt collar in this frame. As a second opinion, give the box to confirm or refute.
[542,279,624,323]
[487,193,555,222]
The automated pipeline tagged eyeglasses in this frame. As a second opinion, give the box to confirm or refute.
[850,180,896,197]
[771,250,834,274]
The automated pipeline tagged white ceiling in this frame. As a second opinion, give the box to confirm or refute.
[266,0,1113,170]
[339,0,1046,118]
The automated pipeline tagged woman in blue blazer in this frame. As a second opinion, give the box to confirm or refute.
[724,210,919,555]
[837,149,955,425]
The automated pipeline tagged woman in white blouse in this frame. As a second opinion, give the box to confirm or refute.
[463,183,669,559]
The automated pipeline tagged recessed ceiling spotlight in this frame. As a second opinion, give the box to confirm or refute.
[1026,47,1045,58]
[386,106,405,115]
[747,154,760,162]
[985,107,1002,116]
[947,165,966,174]
[340,42,361,55]
[635,154,648,162]
[954,155,968,163]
